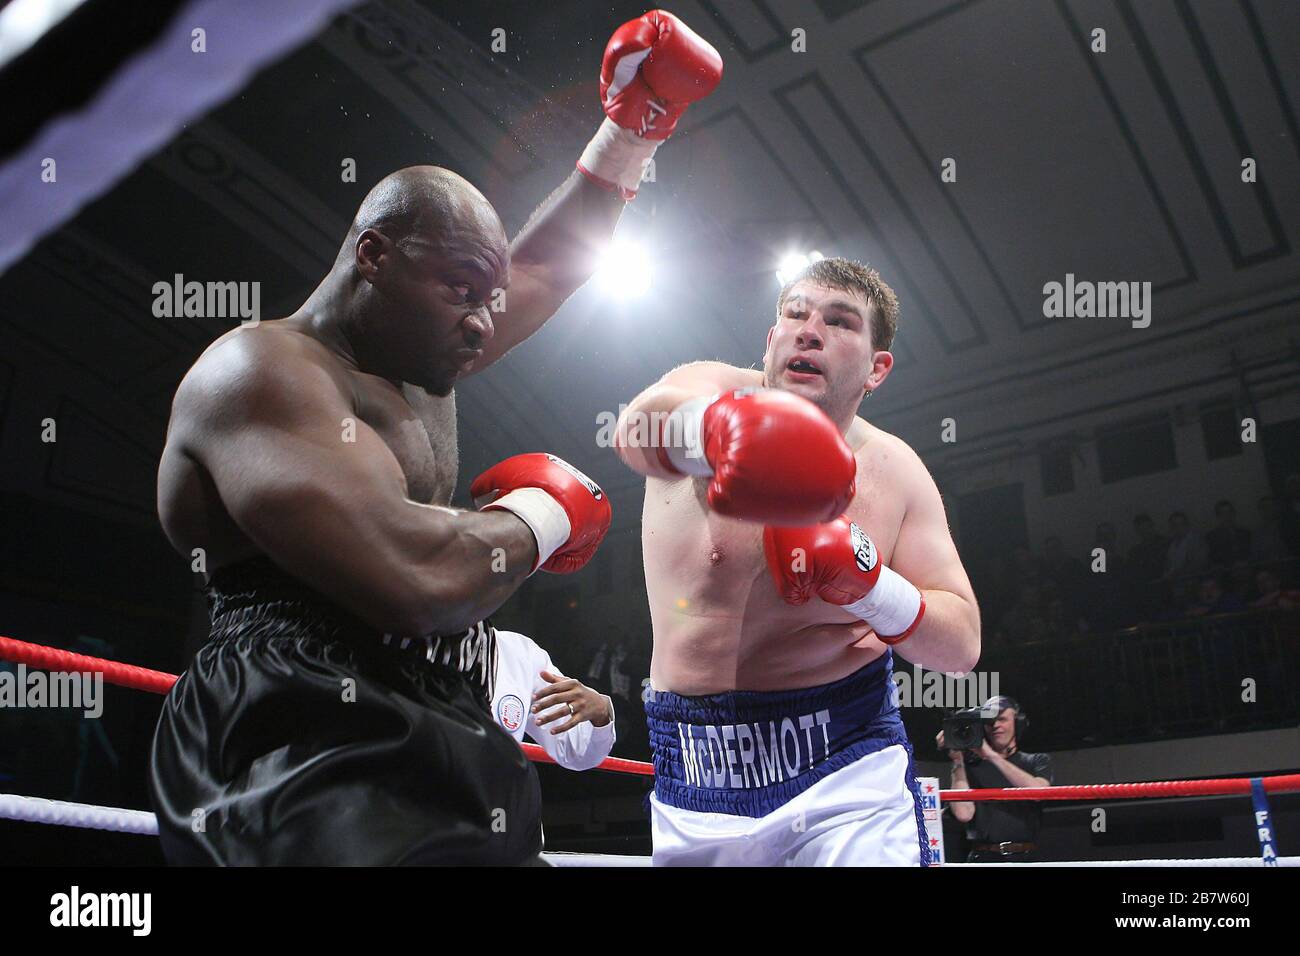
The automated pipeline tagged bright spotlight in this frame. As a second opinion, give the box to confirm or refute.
[776,252,810,285]
[595,239,652,299]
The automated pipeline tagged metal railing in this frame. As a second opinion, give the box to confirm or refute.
[996,608,1299,748]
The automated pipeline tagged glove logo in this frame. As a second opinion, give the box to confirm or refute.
[545,454,604,500]
[850,522,877,573]
[497,694,525,733]
[640,98,668,135]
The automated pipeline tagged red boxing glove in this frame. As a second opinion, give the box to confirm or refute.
[662,389,856,526]
[578,10,723,198]
[470,453,612,574]
[599,10,723,140]
[763,519,925,644]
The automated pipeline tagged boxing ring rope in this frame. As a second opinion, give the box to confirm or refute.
[1,791,1293,867]
[0,793,160,836]
[3,634,1298,865]
[947,777,1300,801]
[3,635,1296,798]
[0,634,650,776]
[0,635,176,695]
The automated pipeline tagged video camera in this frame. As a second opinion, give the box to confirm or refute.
[942,696,1028,755]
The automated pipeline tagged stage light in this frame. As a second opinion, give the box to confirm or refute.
[776,249,827,284]
[595,239,652,299]
[776,252,809,285]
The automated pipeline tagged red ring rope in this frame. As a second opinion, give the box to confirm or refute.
[0,634,177,695]
[946,777,1300,800]
[0,634,654,776]
[2,634,1295,795]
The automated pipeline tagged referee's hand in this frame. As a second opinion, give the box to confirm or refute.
[532,671,613,734]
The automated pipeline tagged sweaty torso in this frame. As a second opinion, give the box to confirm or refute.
[157,322,459,572]
[643,373,913,696]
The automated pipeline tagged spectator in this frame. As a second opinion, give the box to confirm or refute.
[1040,536,1086,617]
[1128,514,1170,618]
[1206,499,1252,567]
[1226,560,1256,605]
[1041,593,1084,640]
[1128,514,1170,583]
[1185,575,1246,617]
[1252,495,1287,562]
[999,582,1047,644]
[1250,568,1300,610]
[1165,511,1208,579]
[1094,522,1123,568]
[1084,522,1135,629]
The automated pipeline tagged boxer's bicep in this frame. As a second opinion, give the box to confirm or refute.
[890,469,980,670]
[183,349,461,630]
[889,457,975,608]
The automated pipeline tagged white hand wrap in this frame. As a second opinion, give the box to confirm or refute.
[660,395,714,477]
[577,117,661,196]
[477,488,571,573]
[841,565,924,640]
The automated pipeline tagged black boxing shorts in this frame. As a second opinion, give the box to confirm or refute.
[148,556,543,865]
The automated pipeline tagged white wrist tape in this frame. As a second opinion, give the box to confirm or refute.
[480,488,571,572]
[841,565,923,638]
[577,117,661,194]
[661,394,714,477]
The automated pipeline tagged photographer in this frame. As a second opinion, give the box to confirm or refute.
[937,696,1053,862]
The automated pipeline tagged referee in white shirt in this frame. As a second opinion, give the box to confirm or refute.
[491,630,617,771]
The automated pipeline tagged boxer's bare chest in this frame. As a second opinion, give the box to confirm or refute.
[643,433,907,604]
[353,376,459,506]
[641,441,909,693]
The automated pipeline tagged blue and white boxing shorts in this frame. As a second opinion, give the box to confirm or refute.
[645,650,930,866]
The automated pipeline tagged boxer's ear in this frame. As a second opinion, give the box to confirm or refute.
[865,349,894,393]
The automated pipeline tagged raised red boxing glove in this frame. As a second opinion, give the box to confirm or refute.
[763,519,925,644]
[599,9,723,140]
[660,389,856,526]
[577,10,723,199]
[470,453,612,574]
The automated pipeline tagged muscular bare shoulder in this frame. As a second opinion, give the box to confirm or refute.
[657,360,761,392]
[852,418,935,498]
[170,324,353,452]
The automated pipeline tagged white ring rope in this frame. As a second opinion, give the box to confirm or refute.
[541,852,653,867]
[951,857,1297,867]
[2,794,1294,866]
[0,793,159,835]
